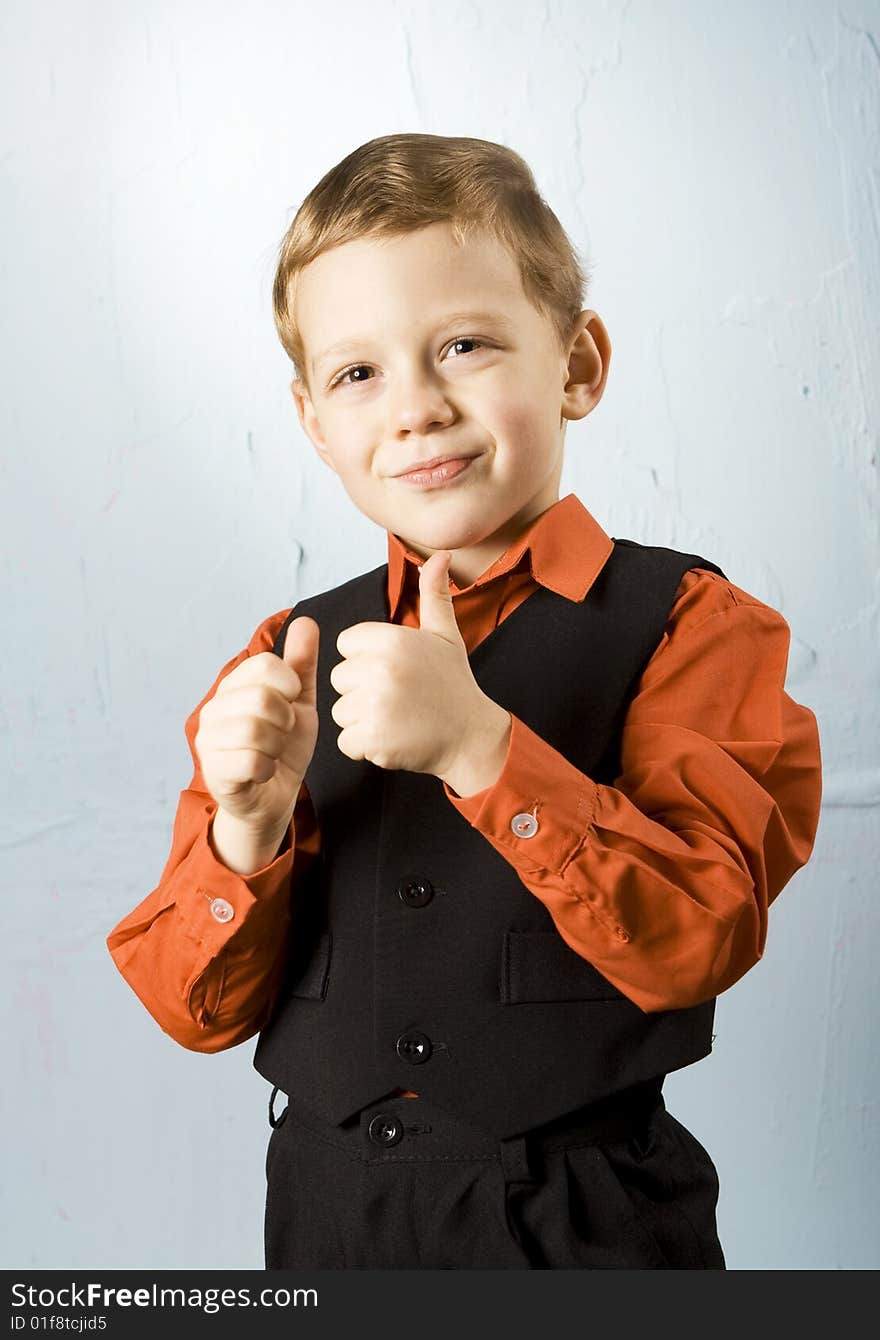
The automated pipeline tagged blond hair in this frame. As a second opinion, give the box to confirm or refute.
[272,132,592,392]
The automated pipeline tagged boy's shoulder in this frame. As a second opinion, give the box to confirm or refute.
[294,560,389,610]
[610,537,787,638]
[615,533,776,606]
[245,561,390,655]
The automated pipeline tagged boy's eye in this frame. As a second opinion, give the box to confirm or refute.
[447,337,484,358]
[329,337,486,390]
[332,365,372,389]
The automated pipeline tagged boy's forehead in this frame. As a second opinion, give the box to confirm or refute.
[297,222,533,367]
[302,221,517,287]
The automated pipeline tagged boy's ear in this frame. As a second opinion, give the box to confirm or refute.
[560,311,611,423]
[289,377,339,475]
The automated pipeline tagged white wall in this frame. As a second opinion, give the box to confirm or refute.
[2,0,877,1270]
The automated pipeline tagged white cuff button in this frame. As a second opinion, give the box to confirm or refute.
[210,897,235,924]
[510,812,539,839]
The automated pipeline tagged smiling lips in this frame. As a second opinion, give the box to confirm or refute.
[393,454,479,489]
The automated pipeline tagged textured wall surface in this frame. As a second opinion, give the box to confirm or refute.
[2,0,877,1270]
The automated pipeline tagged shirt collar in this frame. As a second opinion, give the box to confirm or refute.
[386,492,615,620]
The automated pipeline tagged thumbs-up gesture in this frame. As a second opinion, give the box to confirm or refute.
[195,615,320,836]
[330,550,511,790]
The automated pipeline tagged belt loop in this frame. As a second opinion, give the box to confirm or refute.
[268,1085,288,1129]
[500,1134,535,1185]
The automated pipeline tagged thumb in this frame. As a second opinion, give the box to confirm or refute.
[417,550,463,646]
[282,615,320,705]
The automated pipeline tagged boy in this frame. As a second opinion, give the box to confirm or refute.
[106,133,823,1270]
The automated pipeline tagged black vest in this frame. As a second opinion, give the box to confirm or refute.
[252,537,727,1140]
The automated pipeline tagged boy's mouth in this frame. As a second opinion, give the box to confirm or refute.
[392,454,480,489]
[392,451,480,477]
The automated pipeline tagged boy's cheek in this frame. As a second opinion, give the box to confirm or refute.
[489,403,553,461]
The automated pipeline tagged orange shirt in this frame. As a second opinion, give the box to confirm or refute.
[106,493,823,1106]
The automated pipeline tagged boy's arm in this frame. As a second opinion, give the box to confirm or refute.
[105,609,320,1052]
[444,568,823,1013]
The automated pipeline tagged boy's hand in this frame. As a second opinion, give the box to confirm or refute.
[195,616,320,839]
[331,550,511,790]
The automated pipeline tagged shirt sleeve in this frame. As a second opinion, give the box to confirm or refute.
[105,608,321,1052]
[443,567,823,1013]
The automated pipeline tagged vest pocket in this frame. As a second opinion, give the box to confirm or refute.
[287,929,333,1001]
[500,929,623,1003]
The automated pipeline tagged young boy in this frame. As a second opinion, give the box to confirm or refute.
[106,132,823,1270]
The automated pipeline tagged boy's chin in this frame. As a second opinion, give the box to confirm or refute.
[390,516,492,554]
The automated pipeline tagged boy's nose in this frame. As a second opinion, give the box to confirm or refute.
[386,370,457,436]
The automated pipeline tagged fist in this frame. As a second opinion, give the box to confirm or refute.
[194,615,320,836]
[328,549,495,780]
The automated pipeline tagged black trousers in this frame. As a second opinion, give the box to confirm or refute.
[263,1079,725,1270]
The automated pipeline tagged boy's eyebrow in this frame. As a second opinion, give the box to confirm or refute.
[311,310,516,375]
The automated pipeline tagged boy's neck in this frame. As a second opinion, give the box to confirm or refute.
[399,492,562,591]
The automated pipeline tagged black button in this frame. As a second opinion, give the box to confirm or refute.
[368,1113,404,1147]
[397,878,435,908]
[396,1030,432,1064]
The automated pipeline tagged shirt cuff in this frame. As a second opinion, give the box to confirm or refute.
[443,713,599,874]
[171,811,294,953]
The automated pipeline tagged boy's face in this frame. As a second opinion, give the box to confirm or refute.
[289,220,609,583]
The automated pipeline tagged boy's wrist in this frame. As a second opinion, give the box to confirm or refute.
[209,807,293,876]
[440,700,512,799]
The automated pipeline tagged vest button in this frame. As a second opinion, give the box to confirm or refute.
[396,1030,432,1064]
[397,878,435,908]
[368,1113,404,1147]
